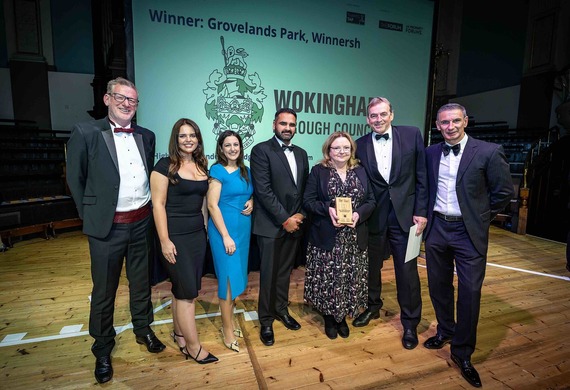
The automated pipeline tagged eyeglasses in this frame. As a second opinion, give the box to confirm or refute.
[369,112,391,120]
[330,146,351,152]
[179,133,197,139]
[437,118,465,127]
[108,92,139,105]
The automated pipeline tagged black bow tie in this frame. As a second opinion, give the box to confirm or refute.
[443,143,461,156]
[282,145,294,152]
[375,133,389,141]
[113,127,134,134]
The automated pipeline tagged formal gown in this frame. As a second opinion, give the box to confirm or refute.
[207,163,253,300]
[153,157,208,300]
[304,169,369,322]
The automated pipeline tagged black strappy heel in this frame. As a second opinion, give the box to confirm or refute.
[170,331,184,352]
[181,346,219,364]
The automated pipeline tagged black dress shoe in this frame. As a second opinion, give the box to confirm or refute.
[337,317,349,338]
[451,354,482,388]
[136,332,166,353]
[275,313,301,330]
[402,328,418,349]
[94,355,113,384]
[260,325,274,346]
[423,334,452,349]
[323,315,337,339]
[352,309,380,327]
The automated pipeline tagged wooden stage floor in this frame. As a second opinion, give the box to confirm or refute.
[0,226,568,389]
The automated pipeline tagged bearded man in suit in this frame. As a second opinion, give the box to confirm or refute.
[250,108,309,346]
[67,77,165,384]
[354,97,428,350]
[423,103,514,387]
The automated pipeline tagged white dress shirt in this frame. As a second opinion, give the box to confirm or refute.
[433,135,469,216]
[372,127,393,183]
[111,124,151,212]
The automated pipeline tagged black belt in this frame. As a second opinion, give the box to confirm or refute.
[434,211,463,222]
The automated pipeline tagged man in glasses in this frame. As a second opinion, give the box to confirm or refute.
[66,77,165,384]
[354,97,428,351]
[423,103,514,387]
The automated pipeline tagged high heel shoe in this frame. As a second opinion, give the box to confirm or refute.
[233,326,243,338]
[170,331,184,352]
[231,302,243,338]
[182,346,218,364]
[220,328,239,352]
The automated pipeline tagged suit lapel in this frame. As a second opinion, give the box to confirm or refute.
[293,148,304,188]
[364,134,387,185]
[390,126,401,182]
[457,138,477,184]
[272,138,297,186]
[432,144,443,181]
[101,118,119,172]
[133,126,149,173]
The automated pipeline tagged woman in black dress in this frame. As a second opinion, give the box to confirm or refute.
[150,118,217,363]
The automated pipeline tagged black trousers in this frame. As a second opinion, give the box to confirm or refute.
[367,206,422,329]
[425,216,486,360]
[87,215,154,358]
[256,234,301,326]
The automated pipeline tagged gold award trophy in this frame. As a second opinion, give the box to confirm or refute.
[335,197,353,224]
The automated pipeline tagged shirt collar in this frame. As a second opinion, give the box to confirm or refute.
[372,126,392,141]
[445,134,468,149]
[274,136,292,148]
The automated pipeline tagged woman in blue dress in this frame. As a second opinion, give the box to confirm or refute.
[207,130,253,352]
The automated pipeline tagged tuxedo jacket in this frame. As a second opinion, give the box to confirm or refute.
[66,117,156,239]
[425,136,514,255]
[303,164,376,251]
[250,137,309,239]
[355,126,428,234]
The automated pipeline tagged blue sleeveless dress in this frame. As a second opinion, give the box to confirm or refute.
[207,164,253,300]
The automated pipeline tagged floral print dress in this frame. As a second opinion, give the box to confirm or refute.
[304,168,369,322]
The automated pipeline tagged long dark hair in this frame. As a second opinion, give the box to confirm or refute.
[214,130,250,184]
[167,118,208,184]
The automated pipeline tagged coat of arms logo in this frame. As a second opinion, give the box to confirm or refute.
[203,36,267,149]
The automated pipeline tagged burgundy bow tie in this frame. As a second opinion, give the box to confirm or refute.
[114,127,134,134]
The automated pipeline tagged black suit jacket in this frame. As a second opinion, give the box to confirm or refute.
[355,126,428,234]
[303,164,376,251]
[425,136,514,255]
[66,117,156,239]
[250,137,309,239]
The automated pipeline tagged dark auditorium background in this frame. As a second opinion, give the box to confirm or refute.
[0,0,569,251]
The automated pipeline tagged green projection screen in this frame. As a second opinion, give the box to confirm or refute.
[130,0,434,165]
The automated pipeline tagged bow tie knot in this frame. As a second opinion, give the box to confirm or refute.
[282,145,294,152]
[443,143,461,156]
[375,133,389,141]
[114,127,134,134]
